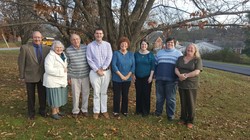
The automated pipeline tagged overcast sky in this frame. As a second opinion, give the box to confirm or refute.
[153,0,250,24]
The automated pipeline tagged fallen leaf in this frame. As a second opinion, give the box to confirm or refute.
[103,133,107,137]
[32,122,36,127]
[90,133,94,138]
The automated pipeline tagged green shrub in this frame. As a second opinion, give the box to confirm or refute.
[202,48,250,65]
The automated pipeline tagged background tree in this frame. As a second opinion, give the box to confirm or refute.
[0,0,249,49]
[242,13,250,56]
[0,0,42,44]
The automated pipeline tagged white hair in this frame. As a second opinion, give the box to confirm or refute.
[51,40,64,50]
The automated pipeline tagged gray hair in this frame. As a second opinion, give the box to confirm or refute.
[32,31,42,38]
[70,33,81,41]
[51,40,64,50]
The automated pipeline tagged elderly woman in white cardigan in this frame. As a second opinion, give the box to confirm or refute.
[43,40,68,120]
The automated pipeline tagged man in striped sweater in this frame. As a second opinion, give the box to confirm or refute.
[154,37,183,121]
[66,34,90,118]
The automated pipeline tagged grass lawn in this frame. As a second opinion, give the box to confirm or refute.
[0,41,21,48]
[0,50,249,139]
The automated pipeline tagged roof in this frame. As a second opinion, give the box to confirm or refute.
[177,42,222,54]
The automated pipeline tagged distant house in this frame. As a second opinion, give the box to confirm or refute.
[213,40,245,54]
[231,41,245,54]
[196,42,222,54]
[233,47,245,54]
[177,41,222,54]
[146,32,223,54]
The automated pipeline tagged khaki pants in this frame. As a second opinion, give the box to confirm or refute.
[71,77,90,114]
[89,70,111,113]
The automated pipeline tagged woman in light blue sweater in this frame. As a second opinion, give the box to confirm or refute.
[111,37,135,117]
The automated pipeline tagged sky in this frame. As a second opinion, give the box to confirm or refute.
[152,0,250,24]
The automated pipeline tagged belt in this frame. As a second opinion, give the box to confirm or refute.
[103,68,109,71]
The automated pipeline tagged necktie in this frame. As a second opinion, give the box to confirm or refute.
[35,46,42,64]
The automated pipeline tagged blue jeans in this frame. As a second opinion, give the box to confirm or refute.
[155,80,177,119]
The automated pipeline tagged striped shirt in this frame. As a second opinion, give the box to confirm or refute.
[155,48,183,81]
[86,40,113,72]
[65,44,90,79]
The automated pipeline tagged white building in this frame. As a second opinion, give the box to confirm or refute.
[177,42,222,54]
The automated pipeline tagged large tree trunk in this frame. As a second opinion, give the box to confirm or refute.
[118,0,155,51]
[97,0,118,50]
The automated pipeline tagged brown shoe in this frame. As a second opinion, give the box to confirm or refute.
[187,123,193,129]
[72,113,78,118]
[178,121,186,125]
[93,113,99,119]
[82,112,89,117]
[102,112,110,119]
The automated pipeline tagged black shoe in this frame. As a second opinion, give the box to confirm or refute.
[155,112,161,117]
[135,112,141,115]
[113,112,119,117]
[28,115,35,120]
[51,114,61,120]
[167,117,174,121]
[58,112,65,117]
[40,113,47,118]
[122,113,128,117]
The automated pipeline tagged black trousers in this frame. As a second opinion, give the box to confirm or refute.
[26,81,46,117]
[178,88,197,124]
[135,76,152,115]
[112,81,131,114]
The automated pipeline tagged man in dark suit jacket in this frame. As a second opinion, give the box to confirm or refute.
[18,31,50,120]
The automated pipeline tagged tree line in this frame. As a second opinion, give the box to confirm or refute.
[0,0,249,51]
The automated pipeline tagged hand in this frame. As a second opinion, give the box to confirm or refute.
[132,75,136,83]
[120,75,127,81]
[97,69,104,76]
[124,74,132,81]
[179,74,187,81]
[68,79,72,85]
[148,76,153,83]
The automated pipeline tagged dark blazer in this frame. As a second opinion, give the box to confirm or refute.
[18,42,50,82]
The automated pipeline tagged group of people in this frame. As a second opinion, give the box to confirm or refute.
[18,28,203,129]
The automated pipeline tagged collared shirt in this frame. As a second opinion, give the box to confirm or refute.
[65,44,90,79]
[86,40,113,72]
[33,43,43,59]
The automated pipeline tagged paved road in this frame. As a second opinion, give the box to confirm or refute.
[0,47,20,51]
[203,60,250,76]
[1,48,249,76]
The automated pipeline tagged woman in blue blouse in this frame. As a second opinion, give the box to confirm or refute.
[133,40,155,117]
[111,37,135,117]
